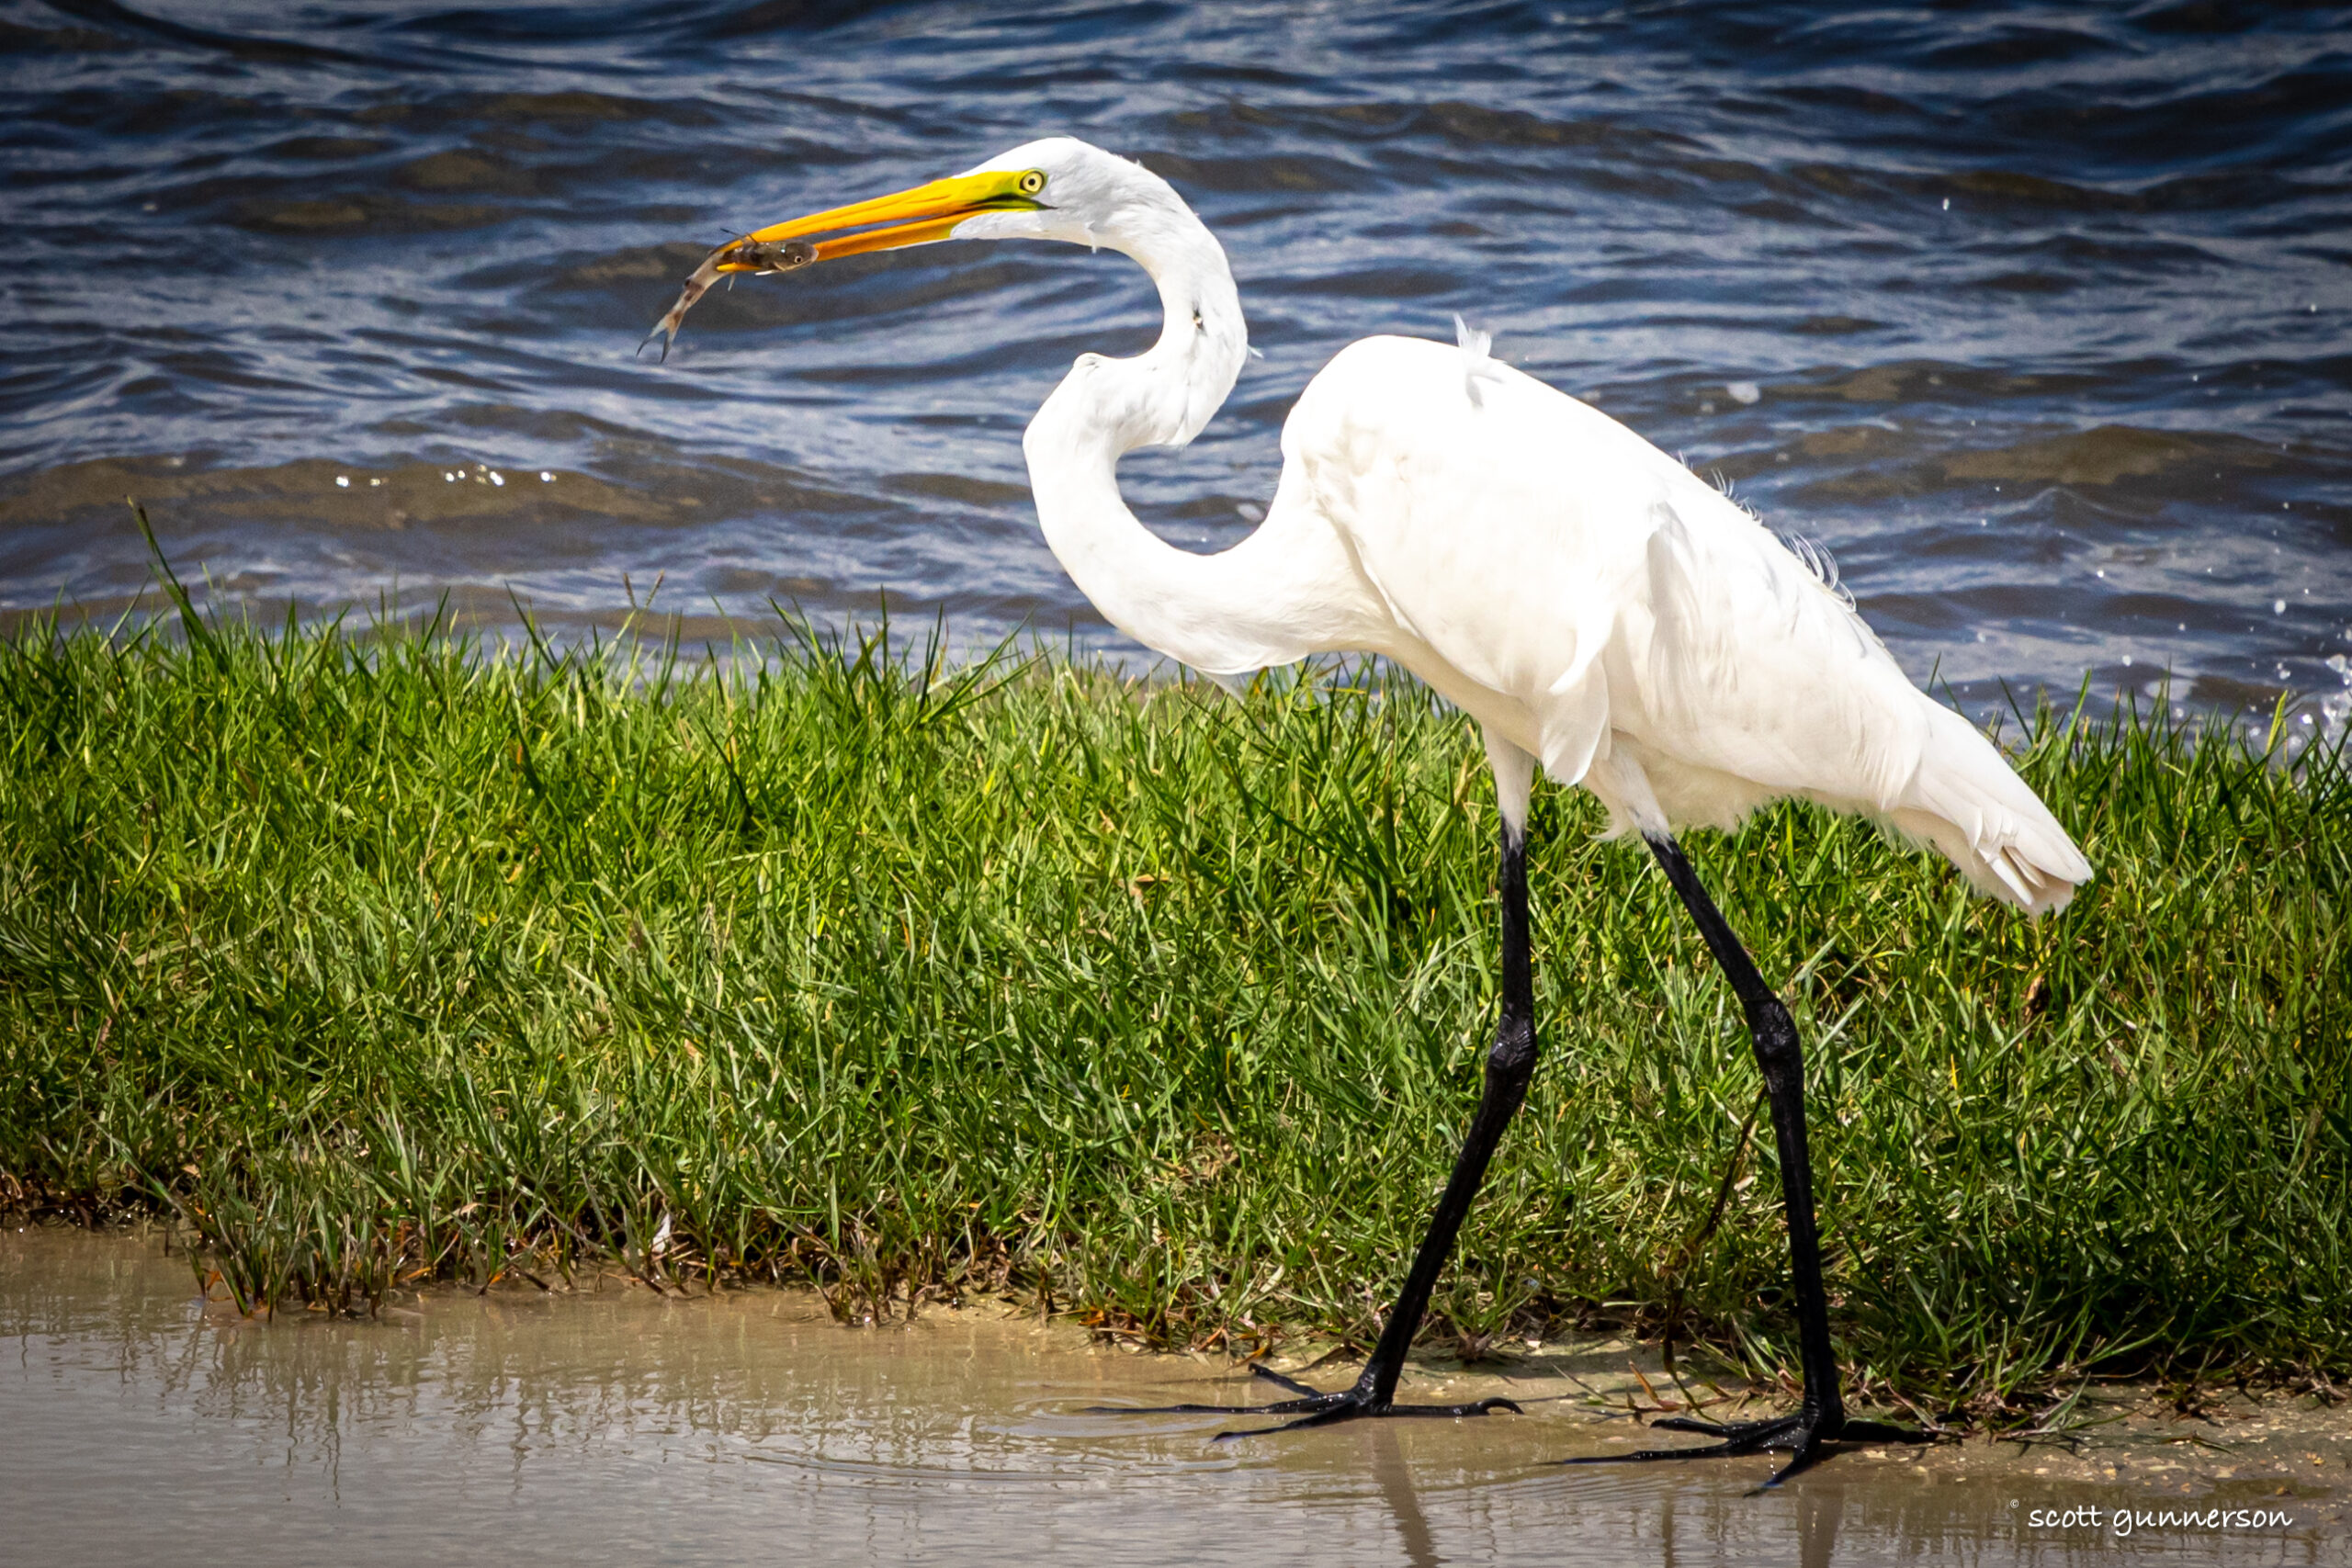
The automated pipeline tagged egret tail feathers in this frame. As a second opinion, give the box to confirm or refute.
[1889,704,2090,916]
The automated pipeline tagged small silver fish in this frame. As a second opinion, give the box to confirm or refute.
[639,234,818,362]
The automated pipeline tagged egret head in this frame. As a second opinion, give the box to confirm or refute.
[643,138,1204,357]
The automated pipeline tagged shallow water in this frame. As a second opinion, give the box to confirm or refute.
[3,1228,2343,1565]
[1,2,2348,732]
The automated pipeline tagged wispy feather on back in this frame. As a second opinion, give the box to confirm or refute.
[1778,531,1855,610]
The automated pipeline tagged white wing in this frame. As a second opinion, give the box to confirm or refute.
[1276,334,2090,913]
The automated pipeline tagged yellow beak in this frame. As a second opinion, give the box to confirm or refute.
[715,167,1048,270]
[643,166,1046,359]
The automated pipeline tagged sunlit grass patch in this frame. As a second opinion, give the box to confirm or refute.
[0,599,2344,1421]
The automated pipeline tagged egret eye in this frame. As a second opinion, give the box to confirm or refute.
[1018,170,1046,196]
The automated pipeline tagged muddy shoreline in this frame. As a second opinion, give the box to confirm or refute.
[4,1225,2342,1565]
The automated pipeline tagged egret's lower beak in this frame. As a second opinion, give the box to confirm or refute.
[641,165,1047,360]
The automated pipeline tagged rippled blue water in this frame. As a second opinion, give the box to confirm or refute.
[3,1,2348,732]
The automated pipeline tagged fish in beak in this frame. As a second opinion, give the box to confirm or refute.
[640,166,1050,360]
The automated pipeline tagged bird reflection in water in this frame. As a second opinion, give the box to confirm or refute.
[1369,1427,1442,1568]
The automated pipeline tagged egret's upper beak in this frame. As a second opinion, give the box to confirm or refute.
[640,167,1049,359]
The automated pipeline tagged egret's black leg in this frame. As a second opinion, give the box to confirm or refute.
[1561,834,1929,1485]
[1095,822,1538,1437]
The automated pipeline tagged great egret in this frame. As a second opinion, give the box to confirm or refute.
[650,136,2090,1483]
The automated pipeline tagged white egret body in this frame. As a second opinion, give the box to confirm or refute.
[653,135,2088,1480]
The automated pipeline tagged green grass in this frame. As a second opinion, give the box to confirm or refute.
[0,587,2346,1420]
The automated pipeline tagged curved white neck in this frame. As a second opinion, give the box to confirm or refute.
[1019,204,1327,675]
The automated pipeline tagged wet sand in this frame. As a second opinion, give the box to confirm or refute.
[1,1225,2342,1565]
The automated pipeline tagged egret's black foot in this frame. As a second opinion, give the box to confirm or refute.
[1089,1363,1521,1440]
[1561,1410,1930,1488]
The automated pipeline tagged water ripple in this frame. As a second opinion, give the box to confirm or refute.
[0,0,2346,727]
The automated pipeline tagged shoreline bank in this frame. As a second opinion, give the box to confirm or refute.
[1,618,2346,1416]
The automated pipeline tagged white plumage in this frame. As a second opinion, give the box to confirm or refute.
[1275,331,2089,912]
[652,134,2089,911]
[977,140,2089,914]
